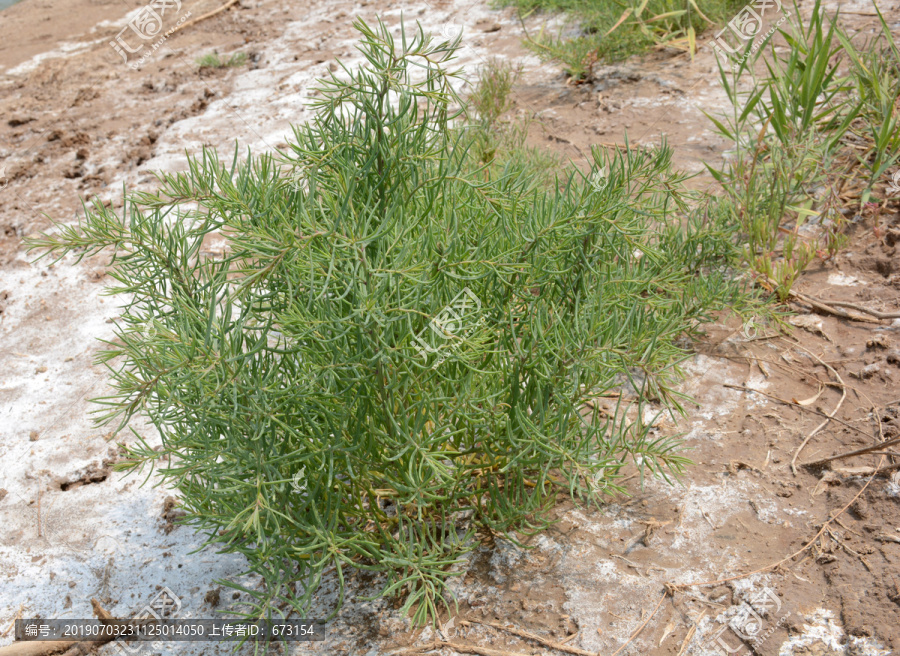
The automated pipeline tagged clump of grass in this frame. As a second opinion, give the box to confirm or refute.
[464,58,569,184]
[468,57,521,126]
[836,4,900,204]
[28,18,760,630]
[465,58,531,168]
[500,0,745,81]
[713,131,823,300]
[196,51,248,69]
[705,0,900,300]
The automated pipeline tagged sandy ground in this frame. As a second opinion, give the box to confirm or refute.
[1,0,900,654]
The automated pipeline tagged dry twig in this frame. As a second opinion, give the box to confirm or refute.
[612,554,647,576]
[467,620,595,656]
[675,613,704,656]
[0,605,24,639]
[815,300,900,320]
[761,276,883,323]
[0,600,114,656]
[802,435,900,468]
[723,384,868,437]
[609,592,668,656]
[833,462,900,476]
[825,527,873,572]
[388,642,530,656]
[790,346,847,475]
[169,0,241,35]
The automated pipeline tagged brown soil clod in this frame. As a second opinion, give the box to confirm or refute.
[58,463,110,491]
[160,496,187,534]
[727,459,761,475]
[204,587,221,607]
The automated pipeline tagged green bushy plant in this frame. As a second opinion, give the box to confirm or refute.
[30,18,754,629]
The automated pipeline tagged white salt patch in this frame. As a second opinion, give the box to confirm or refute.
[887,480,900,498]
[593,560,620,582]
[778,608,891,656]
[828,271,861,286]
[3,39,105,76]
[680,354,768,420]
